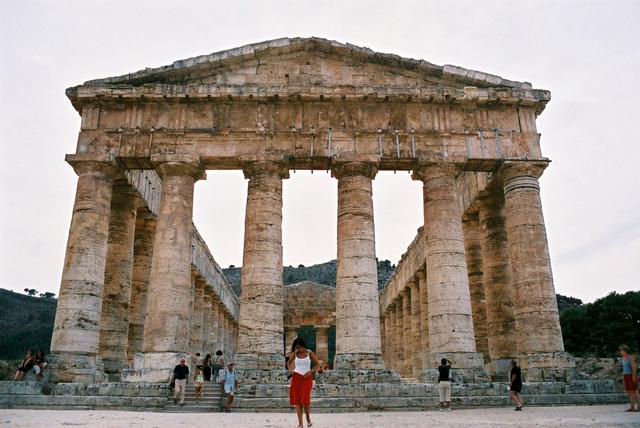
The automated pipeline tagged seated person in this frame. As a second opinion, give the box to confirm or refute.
[33,350,47,381]
[14,349,34,381]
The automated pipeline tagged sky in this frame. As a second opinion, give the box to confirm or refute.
[1,0,638,303]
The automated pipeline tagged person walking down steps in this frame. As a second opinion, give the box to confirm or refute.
[173,358,189,406]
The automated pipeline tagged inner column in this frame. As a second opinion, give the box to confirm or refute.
[331,161,384,369]
[235,161,289,369]
[412,163,486,380]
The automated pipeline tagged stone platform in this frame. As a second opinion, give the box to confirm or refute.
[0,375,626,412]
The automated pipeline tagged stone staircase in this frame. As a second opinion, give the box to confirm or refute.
[164,381,224,413]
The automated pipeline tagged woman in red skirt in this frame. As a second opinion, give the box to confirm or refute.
[288,338,319,428]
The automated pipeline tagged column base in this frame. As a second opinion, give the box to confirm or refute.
[485,358,515,381]
[234,353,283,370]
[420,351,489,383]
[520,351,576,382]
[47,353,105,384]
[333,352,385,370]
[121,352,190,383]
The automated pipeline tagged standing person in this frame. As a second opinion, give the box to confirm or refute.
[437,358,453,411]
[193,352,203,372]
[219,362,238,412]
[14,349,34,381]
[194,368,204,402]
[203,353,212,382]
[288,338,319,428]
[620,345,640,412]
[33,350,47,381]
[172,358,189,406]
[212,350,224,382]
[509,359,524,411]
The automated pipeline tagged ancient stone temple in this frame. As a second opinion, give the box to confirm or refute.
[23,37,624,411]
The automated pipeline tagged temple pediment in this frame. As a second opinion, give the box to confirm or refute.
[67,38,548,112]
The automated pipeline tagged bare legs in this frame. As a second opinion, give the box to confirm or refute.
[225,393,234,412]
[294,404,312,427]
[626,389,640,411]
[509,390,523,409]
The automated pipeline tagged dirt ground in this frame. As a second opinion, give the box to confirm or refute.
[1,405,639,427]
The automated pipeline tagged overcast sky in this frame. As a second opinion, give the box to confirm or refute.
[1,0,638,303]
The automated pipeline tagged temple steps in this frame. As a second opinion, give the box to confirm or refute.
[164,382,224,412]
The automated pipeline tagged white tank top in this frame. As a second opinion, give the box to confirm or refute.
[294,352,311,375]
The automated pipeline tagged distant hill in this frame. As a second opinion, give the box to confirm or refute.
[0,289,56,360]
[223,259,396,296]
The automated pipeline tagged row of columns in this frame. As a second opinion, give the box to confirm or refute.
[50,158,238,382]
[381,161,568,378]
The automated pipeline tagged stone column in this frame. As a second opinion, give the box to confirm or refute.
[235,161,289,369]
[99,184,142,374]
[127,209,156,363]
[408,279,422,378]
[462,215,490,364]
[416,270,429,367]
[210,297,220,353]
[395,295,404,372]
[316,326,330,363]
[50,157,121,383]
[401,288,412,377]
[382,311,393,368]
[412,163,485,377]
[332,161,384,369]
[385,307,396,370]
[224,316,231,359]
[218,303,226,353]
[478,193,518,375]
[203,290,213,355]
[284,326,298,355]
[379,315,386,362]
[140,160,203,380]
[500,162,572,374]
[190,278,204,354]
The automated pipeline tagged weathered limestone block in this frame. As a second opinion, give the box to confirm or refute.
[217,302,226,352]
[99,185,142,374]
[191,279,204,352]
[210,296,219,352]
[401,288,412,376]
[50,157,122,383]
[202,288,213,353]
[316,326,330,363]
[332,161,383,369]
[412,163,485,372]
[500,161,572,371]
[462,216,490,364]
[477,192,517,375]
[127,209,156,362]
[235,160,289,369]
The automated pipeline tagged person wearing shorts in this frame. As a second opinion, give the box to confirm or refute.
[437,358,452,411]
[620,345,639,412]
[219,362,238,412]
[509,359,524,411]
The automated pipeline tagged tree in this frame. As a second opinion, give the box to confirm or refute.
[23,288,37,296]
[39,292,56,299]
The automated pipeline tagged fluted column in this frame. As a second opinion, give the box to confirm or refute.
[382,311,393,368]
[99,185,142,374]
[332,161,384,369]
[202,290,213,354]
[127,209,156,363]
[478,193,517,374]
[191,278,204,354]
[316,326,330,363]
[210,297,220,352]
[218,303,226,352]
[462,215,490,364]
[416,270,429,368]
[412,163,484,373]
[408,280,422,378]
[386,306,397,370]
[224,316,231,358]
[401,288,412,376]
[235,161,289,369]
[500,162,571,372]
[142,161,203,372]
[395,296,404,371]
[50,158,121,383]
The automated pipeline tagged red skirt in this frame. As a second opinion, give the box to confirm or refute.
[623,374,638,391]
[290,372,313,406]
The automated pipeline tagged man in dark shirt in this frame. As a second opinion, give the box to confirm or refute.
[173,358,189,405]
[509,359,523,411]
[437,358,452,411]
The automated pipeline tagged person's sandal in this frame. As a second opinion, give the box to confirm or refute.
[307,422,313,427]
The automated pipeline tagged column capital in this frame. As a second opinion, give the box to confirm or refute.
[242,160,289,179]
[498,160,549,182]
[411,162,459,182]
[66,154,123,181]
[155,161,205,180]
[476,189,504,210]
[414,269,426,282]
[331,161,378,180]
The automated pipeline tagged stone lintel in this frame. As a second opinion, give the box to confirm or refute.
[150,154,205,180]
[241,159,290,179]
